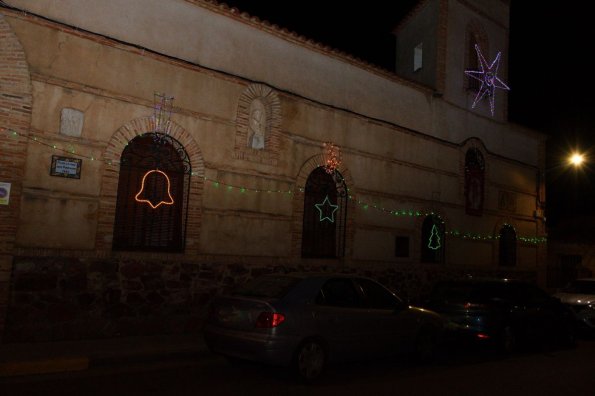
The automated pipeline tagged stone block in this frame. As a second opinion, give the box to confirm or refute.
[13,273,57,291]
[141,275,164,290]
[89,260,119,275]
[60,274,87,292]
[125,292,145,305]
[60,108,84,137]
[120,261,145,279]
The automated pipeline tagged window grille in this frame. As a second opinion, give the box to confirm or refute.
[112,133,191,252]
[465,148,485,216]
[301,167,347,258]
[499,224,517,267]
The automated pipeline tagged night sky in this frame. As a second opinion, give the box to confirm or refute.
[223,0,595,227]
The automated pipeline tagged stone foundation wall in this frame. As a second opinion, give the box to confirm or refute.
[4,255,537,342]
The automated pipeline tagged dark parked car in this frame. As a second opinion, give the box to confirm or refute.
[425,278,576,352]
[204,273,444,382]
[554,278,595,334]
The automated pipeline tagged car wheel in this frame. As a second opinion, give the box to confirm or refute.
[413,327,438,364]
[500,325,517,354]
[293,338,326,383]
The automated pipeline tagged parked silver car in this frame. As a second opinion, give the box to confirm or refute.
[554,278,595,333]
[203,273,443,382]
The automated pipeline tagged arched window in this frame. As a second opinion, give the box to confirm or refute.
[465,148,485,216]
[499,224,517,267]
[302,167,347,258]
[112,133,191,252]
[421,215,445,263]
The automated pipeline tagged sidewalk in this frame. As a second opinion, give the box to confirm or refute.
[0,333,211,377]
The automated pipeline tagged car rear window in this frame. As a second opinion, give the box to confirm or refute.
[430,281,505,303]
[233,276,301,299]
[563,280,595,295]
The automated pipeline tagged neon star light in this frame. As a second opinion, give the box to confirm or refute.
[315,195,339,223]
[135,169,174,209]
[465,44,510,116]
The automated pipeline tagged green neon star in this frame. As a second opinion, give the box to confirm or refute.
[315,195,339,223]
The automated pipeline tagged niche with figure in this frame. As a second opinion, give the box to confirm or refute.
[248,98,266,149]
[234,84,281,163]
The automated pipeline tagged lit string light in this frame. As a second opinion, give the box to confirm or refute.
[1,128,545,244]
[201,181,546,244]
[2,127,102,163]
[464,44,510,116]
[323,142,341,175]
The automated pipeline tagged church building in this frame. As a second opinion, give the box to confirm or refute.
[0,0,545,341]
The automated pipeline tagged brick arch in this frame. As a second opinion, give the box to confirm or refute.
[0,13,33,340]
[97,117,205,254]
[493,220,518,267]
[493,218,518,236]
[413,209,451,264]
[290,154,356,259]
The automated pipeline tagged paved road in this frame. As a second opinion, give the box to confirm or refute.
[2,340,595,396]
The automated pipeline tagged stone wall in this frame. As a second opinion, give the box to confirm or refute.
[4,256,537,342]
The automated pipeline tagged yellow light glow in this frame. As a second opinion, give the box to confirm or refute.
[135,169,174,209]
[569,152,585,167]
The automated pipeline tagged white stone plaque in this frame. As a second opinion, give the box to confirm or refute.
[60,108,84,137]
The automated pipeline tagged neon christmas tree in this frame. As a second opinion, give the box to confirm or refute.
[428,224,441,250]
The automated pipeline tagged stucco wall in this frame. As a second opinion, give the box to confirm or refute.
[5,0,538,164]
[0,5,545,265]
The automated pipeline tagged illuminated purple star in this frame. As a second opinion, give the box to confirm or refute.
[465,44,510,116]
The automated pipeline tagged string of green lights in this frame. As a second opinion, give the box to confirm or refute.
[2,127,546,244]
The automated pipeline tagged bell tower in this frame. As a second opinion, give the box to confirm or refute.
[394,0,511,120]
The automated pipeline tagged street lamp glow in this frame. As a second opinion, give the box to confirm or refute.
[569,152,585,167]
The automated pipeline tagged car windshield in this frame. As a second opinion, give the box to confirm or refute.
[563,280,595,295]
[233,276,301,299]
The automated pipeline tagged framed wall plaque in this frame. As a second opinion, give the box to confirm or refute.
[50,155,82,179]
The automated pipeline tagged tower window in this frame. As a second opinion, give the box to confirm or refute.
[414,43,423,72]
